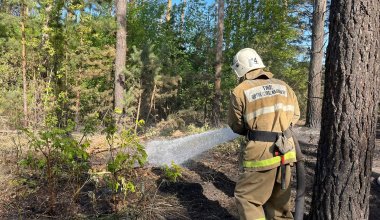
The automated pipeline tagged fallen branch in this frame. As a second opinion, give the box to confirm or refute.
[0,130,19,134]
[90,146,123,155]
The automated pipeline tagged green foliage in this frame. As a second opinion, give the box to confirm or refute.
[19,119,90,211]
[0,0,116,129]
[127,0,166,49]
[281,60,309,117]
[102,121,147,202]
[223,0,310,113]
[0,0,310,129]
[0,89,23,128]
[151,109,208,136]
[21,120,90,174]
[163,161,182,182]
[125,44,182,124]
[174,0,216,115]
[0,0,315,217]
[187,122,210,134]
[105,128,147,173]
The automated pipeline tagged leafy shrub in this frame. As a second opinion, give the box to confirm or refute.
[153,109,208,136]
[186,122,210,134]
[163,161,182,182]
[167,109,206,127]
[20,119,90,212]
[102,119,147,205]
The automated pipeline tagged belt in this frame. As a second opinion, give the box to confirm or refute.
[247,128,292,142]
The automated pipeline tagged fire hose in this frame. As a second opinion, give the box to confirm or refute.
[292,131,305,220]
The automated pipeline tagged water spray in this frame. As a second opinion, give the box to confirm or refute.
[145,127,239,166]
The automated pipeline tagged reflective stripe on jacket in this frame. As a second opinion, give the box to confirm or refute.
[228,69,300,171]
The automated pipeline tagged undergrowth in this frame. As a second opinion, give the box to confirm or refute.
[163,161,182,182]
[145,109,212,137]
[10,115,149,219]
[3,109,228,219]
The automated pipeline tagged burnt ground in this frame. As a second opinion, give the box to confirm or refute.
[0,121,379,219]
[149,122,380,220]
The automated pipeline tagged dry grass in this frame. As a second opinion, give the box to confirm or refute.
[0,115,231,219]
[0,132,29,218]
[0,129,193,219]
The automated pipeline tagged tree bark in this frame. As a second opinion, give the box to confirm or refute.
[212,0,224,127]
[166,0,172,23]
[75,36,84,129]
[134,89,142,134]
[309,0,380,219]
[180,0,186,33]
[21,1,28,127]
[114,0,127,114]
[306,0,326,128]
[74,85,81,127]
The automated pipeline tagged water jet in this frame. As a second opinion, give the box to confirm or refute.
[145,127,239,166]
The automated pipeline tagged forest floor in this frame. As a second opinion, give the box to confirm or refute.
[0,119,379,219]
[140,120,380,220]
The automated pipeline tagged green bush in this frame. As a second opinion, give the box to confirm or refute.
[20,119,90,212]
[163,161,182,182]
[103,120,147,204]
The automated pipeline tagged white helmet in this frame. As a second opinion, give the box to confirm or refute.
[231,48,265,78]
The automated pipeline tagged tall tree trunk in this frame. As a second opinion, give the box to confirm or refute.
[114,0,127,114]
[243,0,249,43]
[310,0,380,219]
[135,89,142,134]
[140,45,155,120]
[75,36,84,129]
[166,0,172,23]
[74,82,81,127]
[180,0,186,33]
[224,0,232,50]
[306,0,326,128]
[212,0,224,127]
[21,1,28,127]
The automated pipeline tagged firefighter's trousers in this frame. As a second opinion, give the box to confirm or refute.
[235,165,293,220]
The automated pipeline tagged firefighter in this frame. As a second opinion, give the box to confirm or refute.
[228,48,300,220]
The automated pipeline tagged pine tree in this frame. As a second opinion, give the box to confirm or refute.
[306,0,326,128]
[21,0,28,127]
[114,0,127,115]
[212,0,224,126]
[310,0,380,218]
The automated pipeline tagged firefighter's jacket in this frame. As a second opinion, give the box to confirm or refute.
[228,69,300,171]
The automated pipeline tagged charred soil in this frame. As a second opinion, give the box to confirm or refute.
[0,121,379,219]
[142,122,380,219]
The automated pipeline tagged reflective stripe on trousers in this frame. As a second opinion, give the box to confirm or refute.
[243,151,296,168]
